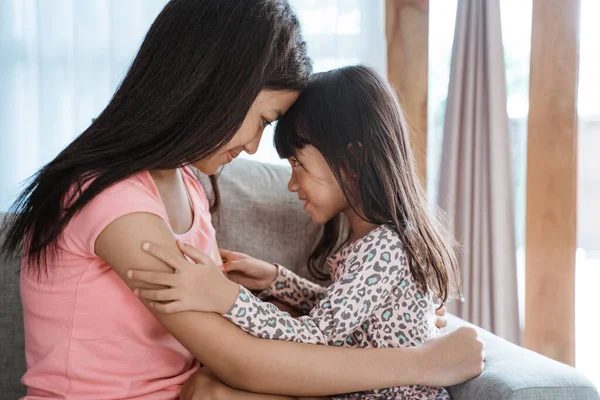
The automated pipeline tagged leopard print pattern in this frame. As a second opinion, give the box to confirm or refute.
[259,265,327,313]
[224,225,449,399]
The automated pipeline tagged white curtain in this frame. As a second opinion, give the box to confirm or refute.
[0,0,386,211]
[0,0,168,211]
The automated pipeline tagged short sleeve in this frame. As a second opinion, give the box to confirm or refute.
[66,173,168,256]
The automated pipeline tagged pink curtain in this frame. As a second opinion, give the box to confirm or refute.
[437,0,520,344]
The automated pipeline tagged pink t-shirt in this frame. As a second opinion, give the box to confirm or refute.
[20,168,213,399]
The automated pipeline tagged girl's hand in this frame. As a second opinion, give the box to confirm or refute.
[127,240,239,314]
[220,248,278,291]
[435,306,448,329]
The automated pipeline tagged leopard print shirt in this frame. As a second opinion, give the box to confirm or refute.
[257,264,328,313]
[223,225,449,400]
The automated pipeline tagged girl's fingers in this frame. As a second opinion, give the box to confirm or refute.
[219,248,234,259]
[219,248,246,262]
[221,260,242,272]
[127,269,178,286]
[435,305,448,329]
[136,288,179,302]
[149,300,186,314]
[435,315,448,329]
[142,242,186,272]
[177,240,213,265]
[435,305,447,317]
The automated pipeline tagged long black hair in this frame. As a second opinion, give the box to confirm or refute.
[275,65,461,304]
[1,0,311,278]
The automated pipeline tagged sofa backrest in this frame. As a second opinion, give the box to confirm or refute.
[206,159,322,282]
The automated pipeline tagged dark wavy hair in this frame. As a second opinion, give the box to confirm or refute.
[275,65,461,304]
[1,0,312,278]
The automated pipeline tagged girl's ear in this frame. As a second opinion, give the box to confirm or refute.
[346,141,363,174]
[346,141,363,151]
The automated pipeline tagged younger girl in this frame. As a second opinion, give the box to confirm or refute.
[130,65,469,399]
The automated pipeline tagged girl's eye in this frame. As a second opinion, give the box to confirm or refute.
[262,118,272,127]
[290,158,300,168]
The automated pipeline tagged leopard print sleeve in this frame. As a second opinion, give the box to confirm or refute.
[259,265,327,313]
[222,240,407,345]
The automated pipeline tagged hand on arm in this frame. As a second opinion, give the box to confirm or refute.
[219,248,279,291]
[129,240,239,314]
[219,249,327,312]
[134,243,447,329]
[104,218,484,395]
[131,241,422,346]
[97,213,408,395]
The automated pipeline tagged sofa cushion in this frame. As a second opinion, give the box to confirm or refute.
[446,315,599,400]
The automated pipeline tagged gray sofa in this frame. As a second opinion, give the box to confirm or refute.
[1,159,598,400]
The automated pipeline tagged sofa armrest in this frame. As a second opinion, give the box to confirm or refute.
[446,315,599,400]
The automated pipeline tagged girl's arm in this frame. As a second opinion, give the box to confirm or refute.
[97,212,484,396]
[222,252,450,329]
[260,265,327,313]
[223,245,407,345]
[141,239,406,346]
[219,249,327,312]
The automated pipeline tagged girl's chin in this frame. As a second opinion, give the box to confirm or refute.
[306,208,340,226]
[307,210,326,225]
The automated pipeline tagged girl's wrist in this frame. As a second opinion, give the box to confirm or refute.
[268,263,280,285]
[219,279,241,315]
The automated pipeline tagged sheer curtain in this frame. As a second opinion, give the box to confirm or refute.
[428,0,532,335]
[436,0,520,344]
[0,0,385,211]
[0,0,167,211]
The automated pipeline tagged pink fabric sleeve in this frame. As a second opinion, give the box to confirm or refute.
[66,174,167,256]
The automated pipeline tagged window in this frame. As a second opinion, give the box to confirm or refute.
[429,0,600,383]
[426,0,457,201]
[500,0,532,329]
[0,0,168,211]
[576,0,600,387]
